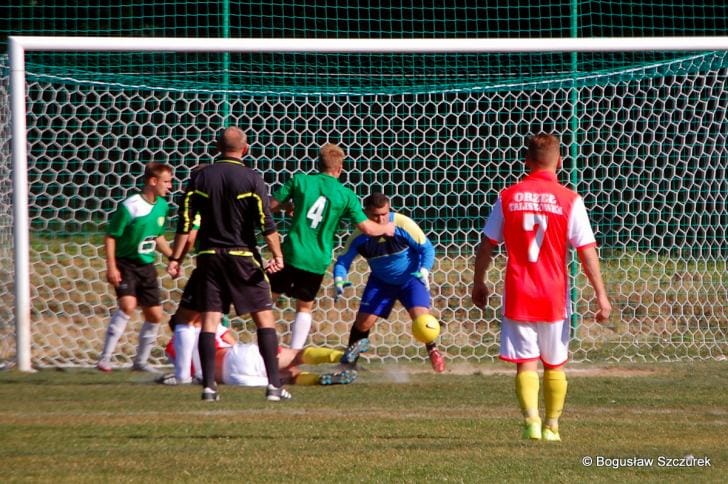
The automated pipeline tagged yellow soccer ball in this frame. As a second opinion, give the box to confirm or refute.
[412,314,440,343]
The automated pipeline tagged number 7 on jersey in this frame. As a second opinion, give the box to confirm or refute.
[523,213,548,262]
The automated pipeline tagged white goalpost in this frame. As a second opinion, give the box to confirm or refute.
[6,36,728,371]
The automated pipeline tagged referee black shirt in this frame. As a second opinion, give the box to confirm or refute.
[176,157,277,252]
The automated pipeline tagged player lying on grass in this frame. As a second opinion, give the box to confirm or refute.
[160,324,369,387]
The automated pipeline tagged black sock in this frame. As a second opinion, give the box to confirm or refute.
[198,332,217,390]
[167,313,182,332]
[348,325,370,347]
[257,327,281,387]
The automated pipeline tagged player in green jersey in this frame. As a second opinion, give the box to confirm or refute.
[97,162,174,373]
[269,143,395,349]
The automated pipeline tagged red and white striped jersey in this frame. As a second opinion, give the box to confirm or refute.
[483,170,596,322]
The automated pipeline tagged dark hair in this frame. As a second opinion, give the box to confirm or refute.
[363,192,389,211]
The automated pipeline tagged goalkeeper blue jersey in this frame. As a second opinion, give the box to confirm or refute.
[334,212,434,286]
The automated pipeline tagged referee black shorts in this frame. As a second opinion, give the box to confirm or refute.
[192,251,274,315]
[269,265,325,302]
[179,267,203,312]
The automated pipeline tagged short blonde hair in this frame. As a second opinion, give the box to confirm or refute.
[318,143,345,172]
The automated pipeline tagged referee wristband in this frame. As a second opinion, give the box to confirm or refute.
[168,256,181,263]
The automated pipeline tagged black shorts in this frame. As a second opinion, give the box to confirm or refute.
[268,265,324,302]
[192,251,274,315]
[179,267,202,312]
[114,258,161,307]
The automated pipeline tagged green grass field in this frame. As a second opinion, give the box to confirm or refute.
[0,361,725,483]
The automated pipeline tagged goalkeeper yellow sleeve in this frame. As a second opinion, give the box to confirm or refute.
[515,370,540,420]
[301,347,344,365]
[543,369,568,427]
[294,372,321,386]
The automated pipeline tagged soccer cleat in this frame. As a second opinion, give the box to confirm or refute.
[522,418,542,440]
[201,387,219,402]
[542,426,561,442]
[428,347,446,373]
[96,360,112,372]
[266,384,292,402]
[156,373,192,385]
[319,369,358,385]
[340,338,370,366]
[131,362,162,374]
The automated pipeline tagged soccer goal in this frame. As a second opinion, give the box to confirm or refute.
[2,36,727,371]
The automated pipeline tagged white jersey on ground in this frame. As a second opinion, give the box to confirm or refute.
[221,343,268,386]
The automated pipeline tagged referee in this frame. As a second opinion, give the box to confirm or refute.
[167,126,289,402]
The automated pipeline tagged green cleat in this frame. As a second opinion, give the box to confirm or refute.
[522,418,542,440]
[339,338,370,366]
[319,369,358,385]
[542,426,561,442]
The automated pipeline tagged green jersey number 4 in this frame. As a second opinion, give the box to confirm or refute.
[306,196,328,229]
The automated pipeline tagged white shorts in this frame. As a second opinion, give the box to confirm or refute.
[221,343,269,387]
[499,317,570,368]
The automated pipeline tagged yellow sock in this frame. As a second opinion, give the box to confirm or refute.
[515,370,540,420]
[301,347,343,365]
[543,369,568,429]
[294,372,321,385]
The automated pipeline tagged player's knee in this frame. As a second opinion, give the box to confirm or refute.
[142,308,164,324]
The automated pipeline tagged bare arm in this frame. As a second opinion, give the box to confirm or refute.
[263,231,284,273]
[471,236,496,309]
[155,235,173,259]
[166,232,190,279]
[356,219,395,237]
[104,235,121,287]
[577,246,612,322]
[269,198,283,212]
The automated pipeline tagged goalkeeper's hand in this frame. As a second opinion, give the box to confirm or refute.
[411,267,430,291]
[334,276,352,301]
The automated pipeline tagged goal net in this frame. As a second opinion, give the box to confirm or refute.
[1,38,727,369]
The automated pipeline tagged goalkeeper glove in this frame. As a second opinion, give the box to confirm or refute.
[411,267,430,291]
[334,277,352,301]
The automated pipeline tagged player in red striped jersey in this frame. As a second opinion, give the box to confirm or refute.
[472,133,611,442]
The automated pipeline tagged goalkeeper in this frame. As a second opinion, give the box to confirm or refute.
[333,192,445,372]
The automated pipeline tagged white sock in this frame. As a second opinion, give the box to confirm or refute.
[134,321,160,366]
[173,324,196,383]
[192,326,202,380]
[290,312,313,349]
[99,309,130,361]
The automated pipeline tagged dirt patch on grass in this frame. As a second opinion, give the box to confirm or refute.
[361,362,663,379]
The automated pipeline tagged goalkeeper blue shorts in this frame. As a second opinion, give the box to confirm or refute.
[358,276,430,318]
